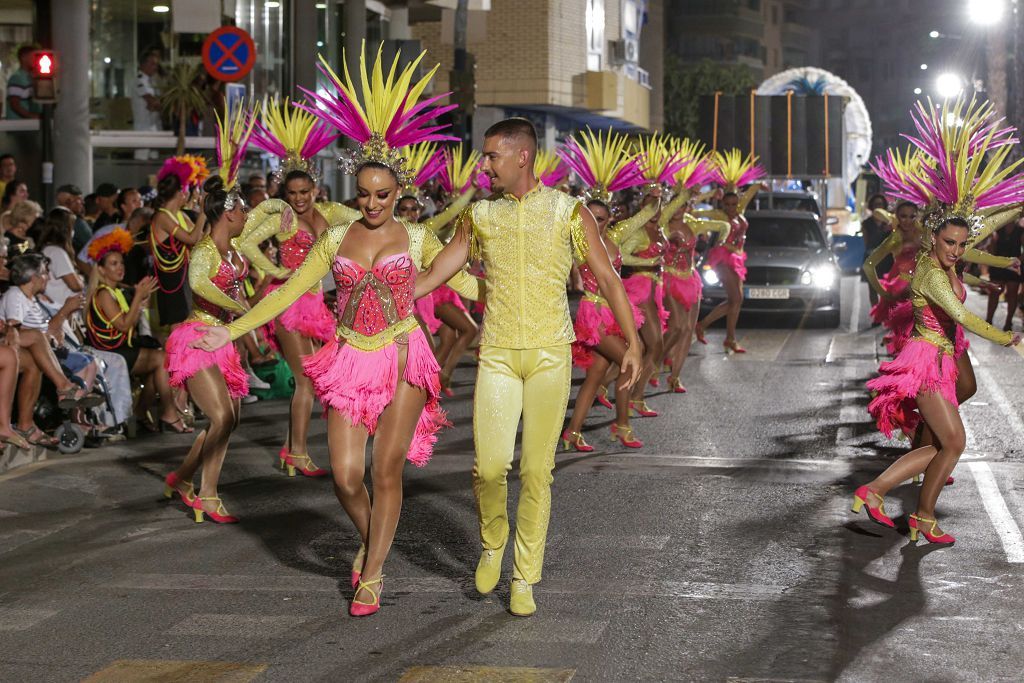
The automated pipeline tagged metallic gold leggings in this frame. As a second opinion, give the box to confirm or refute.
[472,344,572,584]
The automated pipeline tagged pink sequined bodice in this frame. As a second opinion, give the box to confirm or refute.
[891,243,918,277]
[916,285,966,339]
[632,227,667,260]
[279,229,316,270]
[665,232,697,271]
[332,252,416,335]
[580,253,622,294]
[723,215,748,250]
[194,255,248,323]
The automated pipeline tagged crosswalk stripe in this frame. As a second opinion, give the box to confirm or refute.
[969,462,1024,563]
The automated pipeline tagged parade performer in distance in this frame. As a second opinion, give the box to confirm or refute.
[856,97,1024,545]
[659,140,728,393]
[557,127,649,451]
[236,98,355,478]
[193,43,480,616]
[163,103,258,524]
[694,149,765,353]
[415,117,642,617]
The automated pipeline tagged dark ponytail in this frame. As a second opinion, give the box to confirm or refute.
[153,174,181,210]
[202,176,229,224]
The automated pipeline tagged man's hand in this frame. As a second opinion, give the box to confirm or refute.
[61,294,85,314]
[618,343,643,389]
[189,325,231,352]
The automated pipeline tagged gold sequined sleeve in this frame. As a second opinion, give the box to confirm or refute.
[316,201,361,226]
[872,208,895,227]
[225,226,344,341]
[692,207,728,221]
[961,272,990,288]
[967,206,1023,250]
[569,202,590,263]
[863,230,902,299]
[691,188,715,205]
[418,224,483,301]
[189,240,245,316]
[737,183,760,213]
[237,199,292,280]
[607,201,659,246]
[962,248,1015,268]
[920,266,1013,346]
[657,190,690,229]
[424,189,474,234]
[685,212,731,240]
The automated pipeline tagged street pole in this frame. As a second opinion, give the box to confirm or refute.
[453,0,469,144]
[40,104,54,209]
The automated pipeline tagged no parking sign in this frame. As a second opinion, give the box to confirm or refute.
[202,26,256,82]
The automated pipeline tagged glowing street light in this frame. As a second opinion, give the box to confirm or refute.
[930,30,940,38]
[914,87,923,95]
[967,0,1005,25]
[936,72,965,98]
[920,63,929,70]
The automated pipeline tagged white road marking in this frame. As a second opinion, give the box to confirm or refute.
[969,462,1024,563]
[968,350,1024,442]
[849,277,862,333]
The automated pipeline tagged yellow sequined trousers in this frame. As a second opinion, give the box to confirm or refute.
[472,344,572,584]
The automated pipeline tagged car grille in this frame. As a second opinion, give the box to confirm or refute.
[744,266,801,286]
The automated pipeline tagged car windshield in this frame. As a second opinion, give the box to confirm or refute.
[770,197,820,213]
[745,217,824,248]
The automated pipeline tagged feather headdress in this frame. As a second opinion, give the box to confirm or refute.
[301,41,458,185]
[87,228,134,263]
[894,95,1024,235]
[534,148,569,187]
[637,134,687,186]
[157,154,209,192]
[214,100,259,208]
[868,146,932,207]
[399,142,446,197]
[669,138,717,190]
[711,149,765,191]
[558,127,646,203]
[439,144,481,195]
[251,97,338,183]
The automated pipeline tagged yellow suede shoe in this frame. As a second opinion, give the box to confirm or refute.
[509,578,536,617]
[475,543,505,594]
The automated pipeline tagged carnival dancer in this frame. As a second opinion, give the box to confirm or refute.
[856,97,1024,544]
[163,104,257,523]
[415,117,642,616]
[194,43,479,616]
[557,127,649,451]
[694,149,765,353]
[659,141,727,392]
[236,98,354,478]
[399,143,479,395]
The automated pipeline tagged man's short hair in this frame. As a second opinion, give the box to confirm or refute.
[484,117,538,149]
[95,182,118,198]
[9,253,47,286]
[17,44,38,60]
[56,184,82,196]
[0,154,14,164]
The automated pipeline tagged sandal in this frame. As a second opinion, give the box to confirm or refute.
[160,417,194,434]
[0,432,32,450]
[57,386,104,410]
[14,426,58,448]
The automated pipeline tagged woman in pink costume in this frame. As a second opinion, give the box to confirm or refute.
[854,96,1024,544]
[558,131,648,451]
[194,44,477,616]
[163,107,256,523]
[237,99,357,478]
[694,149,765,353]
[400,144,480,395]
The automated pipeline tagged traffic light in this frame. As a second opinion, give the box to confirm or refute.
[31,50,57,103]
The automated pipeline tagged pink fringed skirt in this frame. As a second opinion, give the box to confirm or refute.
[414,296,441,335]
[866,339,959,439]
[705,246,747,281]
[665,270,703,311]
[869,276,911,327]
[571,298,645,370]
[431,285,468,313]
[265,282,335,344]
[165,321,249,399]
[623,274,669,331]
[302,326,446,467]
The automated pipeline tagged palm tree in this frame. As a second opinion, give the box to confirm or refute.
[160,63,209,155]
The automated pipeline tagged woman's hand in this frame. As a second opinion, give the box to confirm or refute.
[1008,333,1022,347]
[134,276,159,301]
[189,325,231,352]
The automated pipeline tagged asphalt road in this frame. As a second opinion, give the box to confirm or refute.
[1,275,1023,682]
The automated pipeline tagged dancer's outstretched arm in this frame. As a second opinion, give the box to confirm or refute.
[424,189,474,234]
[862,230,902,300]
[414,211,473,299]
[920,266,1018,346]
[236,199,292,280]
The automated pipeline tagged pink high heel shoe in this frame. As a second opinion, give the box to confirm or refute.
[851,485,895,528]
[163,472,197,508]
[350,576,383,617]
[909,514,955,545]
[610,423,643,448]
[351,544,366,588]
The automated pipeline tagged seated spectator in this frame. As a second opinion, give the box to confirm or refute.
[1,180,29,219]
[54,184,94,254]
[84,231,188,433]
[79,206,152,284]
[4,200,42,254]
[117,188,143,224]
[39,210,84,309]
[0,321,27,449]
[2,254,100,446]
[0,154,16,198]
[93,183,120,230]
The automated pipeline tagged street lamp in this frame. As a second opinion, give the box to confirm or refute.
[920,63,929,70]
[936,72,965,98]
[930,30,940,38]
[967,0,1005,25]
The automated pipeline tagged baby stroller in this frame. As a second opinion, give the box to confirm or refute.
[36,343,121,454]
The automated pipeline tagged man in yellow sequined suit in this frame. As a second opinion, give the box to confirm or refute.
[415,118,642,616]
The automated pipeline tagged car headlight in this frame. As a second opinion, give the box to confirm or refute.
[800,271,813,286]
[702,267,720,286]
[810,264,837,289]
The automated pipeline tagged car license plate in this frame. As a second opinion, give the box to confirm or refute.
[747,287,790,299]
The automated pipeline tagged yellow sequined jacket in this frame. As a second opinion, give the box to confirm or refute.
[188,237,247,325]
[463,184,588,348]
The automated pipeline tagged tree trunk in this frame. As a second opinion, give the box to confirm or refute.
[177,104,187,155]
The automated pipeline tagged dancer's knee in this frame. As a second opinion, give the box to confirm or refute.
[333,467,365,499]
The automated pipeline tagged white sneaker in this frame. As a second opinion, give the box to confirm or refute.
[242,394,258,404]
[247,369,271,390]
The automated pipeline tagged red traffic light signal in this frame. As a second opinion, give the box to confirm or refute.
[32,50,55,78]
